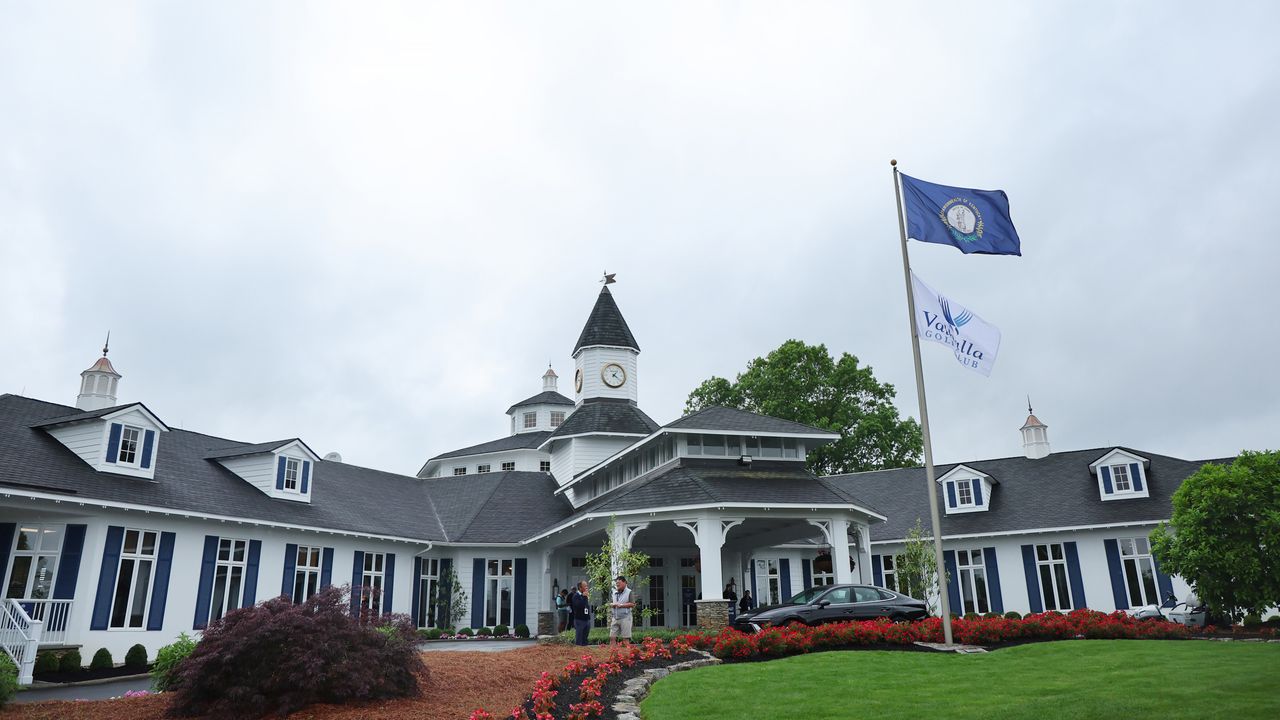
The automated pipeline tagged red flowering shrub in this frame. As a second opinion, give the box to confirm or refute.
[168,586,424,719]
[711,628,758,659]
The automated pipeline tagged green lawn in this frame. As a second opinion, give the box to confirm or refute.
[641,640,1280,720]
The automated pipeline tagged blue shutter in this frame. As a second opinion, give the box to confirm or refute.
[301,461,311,494]
[193,535,219,629]
[749,559,758,604]
[1104,539,1128,609]
[801,558,812,589]
[1020,544,1043,613]
[1064,541,1087,609]
[53,524,87,600]
[242,540,261,608]
[411,558,423,626]
[282,544,298,599]
[90,526,125,630]
[105,423,122,463]
[351,551,365,617]
[383,553,396,614]
[320,547,334,588]
[147,532,176,631]
[0,525,14,600]
[943,550,961,615]
[871,555,883,586]
[514,558,527,627]
[946,481,957,508]
[470,558,485,628]
[779,559,792,601]
[972,478,983,506]
[1101,466,1113,494]
[1153,553,1175,603]
[982,547,1004,613]
[438,558,453,628]
[1130,463,1144,492]
[140,430,156,469]
[275,456,287,490]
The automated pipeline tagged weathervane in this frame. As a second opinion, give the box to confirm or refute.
[1027,395,1033,415]
[600,271,616,285]
[103,331,111,357]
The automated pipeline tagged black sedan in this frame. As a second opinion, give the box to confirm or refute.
[732,584,928,631]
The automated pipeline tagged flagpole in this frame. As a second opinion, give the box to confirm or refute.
[891,159,954,645]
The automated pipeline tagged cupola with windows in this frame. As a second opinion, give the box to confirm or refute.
[505,366,574,434]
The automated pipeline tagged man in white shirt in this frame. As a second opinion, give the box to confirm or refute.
[609,575,636,645]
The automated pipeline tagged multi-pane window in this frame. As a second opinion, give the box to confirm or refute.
[292,545,322,603]
[811,553,836,587]
[208,538,247,624]
[4,523,63,601]
[679,559,698,627]
[756,558,782,606]
[361,552,386,615]
[693,435,799,459]
[550,411,565,427]
[453,467,467,476]
[523,412,537,429]
[1112,465,1131,491]
[418,558,440,628]
[501,462,515,472]
[956,549,990,614]
[485,559,515,627]
[118,426,141,465]
[880,555,899,593]
[1119,537,1160,606]
[477,464,491,474]
[110,528,159,629]
[539,460,551,473]
[284,458,301,491]
[956,481,973,506]
[1035,543,1073,611]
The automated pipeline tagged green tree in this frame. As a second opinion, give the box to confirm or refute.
[1150,450,1280,620]
[685,339,922,475]
[431,563,469,630]
[895,519,947,615]
[584,520,654,624]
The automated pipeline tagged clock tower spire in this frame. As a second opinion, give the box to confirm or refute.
[572,279,640,406]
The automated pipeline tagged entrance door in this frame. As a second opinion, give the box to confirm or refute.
[755,558,782,606]
[679,557,698,627]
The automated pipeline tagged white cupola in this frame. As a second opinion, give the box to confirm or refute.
[1020,401,1050,460]
[543,366,559,392]
[77,335,122,411]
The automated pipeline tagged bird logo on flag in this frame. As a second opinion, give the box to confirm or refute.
[939,296,972,329]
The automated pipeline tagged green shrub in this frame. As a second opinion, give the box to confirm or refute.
[151,633,198,692]
[0,655,17,709]
[1241,613,1263,628]
[33,651,60,675]
[492,624,509,636]
[963,613,981,621]
[982,612,1002,619]
[419,627,443,640]
[514,624,530,638]
[457,627,474,637]
[90,648,114,670]
[477,627,493,637]
[124,643,148,670]
[1004,611,1023,620]
[59,649,82,673]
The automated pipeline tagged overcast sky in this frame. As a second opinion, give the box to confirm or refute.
[3,2,1277,476]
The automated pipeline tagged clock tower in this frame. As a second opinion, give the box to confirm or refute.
[572,285,640,406]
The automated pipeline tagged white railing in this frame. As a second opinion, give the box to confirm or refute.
[20,599,73,646]
[0,599,44,685]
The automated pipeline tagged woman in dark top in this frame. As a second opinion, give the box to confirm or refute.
[570,580,593,646]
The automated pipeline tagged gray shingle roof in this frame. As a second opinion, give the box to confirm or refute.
[573,287,639,354]
[825,447,1218,543]
[204,439,307,460]
[425,471,574,543]
[666,406,838,437]
[542,399,659,443]
[428,431,552,462]
[505,391,574,415]
[29,402,165,429]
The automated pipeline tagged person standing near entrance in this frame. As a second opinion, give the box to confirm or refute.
[570,581,593,646]
[609,575,636,645]
[556,589,570,632]
[739,590,755,614]
[725,582,739,621]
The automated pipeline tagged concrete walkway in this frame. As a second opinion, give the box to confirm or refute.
[14,676,153,703]
[419,639,537,652]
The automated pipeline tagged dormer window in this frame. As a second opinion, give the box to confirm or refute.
[1092,450,1150,501]
[956,479,974,507]
[117,425,142,465]
[939,465,993,514]
[453,466,467,476]
[283,458,302,492]
[1111,464,1131,492]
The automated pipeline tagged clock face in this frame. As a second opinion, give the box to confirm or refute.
[574,368,583,393]
[601,362,627,388]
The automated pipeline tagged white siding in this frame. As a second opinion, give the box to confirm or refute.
[217,455,276,494]
[47,421,107,467]
[571,436,637,477]
[574,348,639,404]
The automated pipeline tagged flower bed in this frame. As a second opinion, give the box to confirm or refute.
[704,609,1199,661]
[469,637,702,720]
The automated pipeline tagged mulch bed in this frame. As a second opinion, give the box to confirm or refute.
[6,645,612,720]
[516,650,704,720]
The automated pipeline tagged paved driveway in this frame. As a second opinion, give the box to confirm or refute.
[419,640,538,652]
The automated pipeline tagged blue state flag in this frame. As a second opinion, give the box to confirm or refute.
[900,173,1022,256]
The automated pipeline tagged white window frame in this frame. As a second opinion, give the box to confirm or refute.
[955,480,974,507]
[453,466,467,476]
[501,462,515,472]
[810,553,836,587]
[1118,537,1161,606]
[117,425,143,466]
[550,411,565,428]
[880,554,898,593]
[477,464,491,474]
[1034,542,1074,612]
[109,528,160,630]
[418,558,440,628]
[283,458,301,492]
[485,558,515,627]
[755,557,782,606]
[293,545,322,604]
[208,537,248,625]
[4,523,64,602]
[522,412,537,429]
[1111,464,1131,492]
[956,548,991,615]
[361,552,386,615]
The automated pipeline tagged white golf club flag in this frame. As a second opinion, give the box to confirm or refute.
[910,271,1001,377]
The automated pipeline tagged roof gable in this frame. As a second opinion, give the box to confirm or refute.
[573,287,639,355]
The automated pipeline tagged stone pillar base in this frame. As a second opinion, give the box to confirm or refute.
[536,611,556,637]
[695,599,730,631]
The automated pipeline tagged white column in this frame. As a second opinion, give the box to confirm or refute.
[855,524,874,585]
[696,518,725,600]
[538,548,554,612]
[831,517,854,584]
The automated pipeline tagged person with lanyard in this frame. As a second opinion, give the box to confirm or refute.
[609,575,636,645]
[570,580,593,646]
